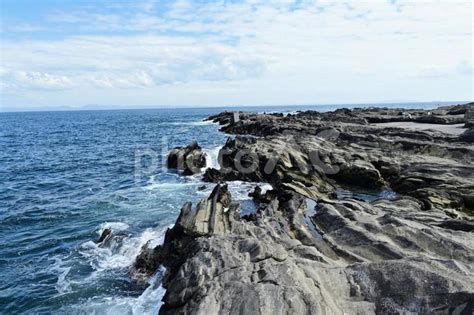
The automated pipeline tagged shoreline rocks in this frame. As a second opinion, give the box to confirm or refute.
[137,103,474,314]
[167,141,207,175]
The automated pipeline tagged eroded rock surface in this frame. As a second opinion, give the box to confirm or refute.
[135,103,474,314]
[167,141,207,175]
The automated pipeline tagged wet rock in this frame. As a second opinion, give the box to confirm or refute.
[98,228,112,243]
[132,242,161,280]
[249,186,276,204]
[167,141,207,175]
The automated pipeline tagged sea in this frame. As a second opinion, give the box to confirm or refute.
[0,102,455,314]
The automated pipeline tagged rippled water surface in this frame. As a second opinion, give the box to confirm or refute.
[0,103,442,314]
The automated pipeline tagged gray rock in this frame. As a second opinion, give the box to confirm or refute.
[144,186,473,314]
[167,141,207,175]
[464,103,474,128]
[460,128,474,143]
[133,103,474,314]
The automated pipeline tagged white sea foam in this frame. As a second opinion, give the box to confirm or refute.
[203,146,222,170]
[259,183,273,194]
[51,258,72,294]
[143,171,200,190]
[97,222,130,235]
[60,269,166,315]
[55,266,71,294]
[166,120,213,127]
[228,181,272,200]
[79,226,165,271]
[197,181,273,201]
[52,223,170,315]
[143,181,197,191]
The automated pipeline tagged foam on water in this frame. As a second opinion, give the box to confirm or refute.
[53,260,72,294]
[51,223,170,314]
[143,171,200,191]
[165,120,214,127]
[59,270,166,315]
[97,222,130,235]
[79,225,165,272]
[203,145,222,170]
[197,180,273,201]
[144,181,197,191]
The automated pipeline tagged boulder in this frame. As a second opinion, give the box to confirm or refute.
[167,141,207,175]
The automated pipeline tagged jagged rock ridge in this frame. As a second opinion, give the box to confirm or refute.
[133,103,473,314]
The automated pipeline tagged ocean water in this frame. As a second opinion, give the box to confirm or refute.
[0,103,450,314]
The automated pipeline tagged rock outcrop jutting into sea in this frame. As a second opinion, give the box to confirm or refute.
[134,103,474,314]
[167,141,207,175]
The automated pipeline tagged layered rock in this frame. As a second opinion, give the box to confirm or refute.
[204,104,473,216]
[135,184,473,314]
[135,103,474,314]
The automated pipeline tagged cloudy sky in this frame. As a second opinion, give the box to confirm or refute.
[0,0,472,110]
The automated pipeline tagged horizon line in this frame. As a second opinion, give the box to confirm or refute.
[0,100,470,113]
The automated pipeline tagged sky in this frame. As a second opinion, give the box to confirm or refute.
[0,0,472,111]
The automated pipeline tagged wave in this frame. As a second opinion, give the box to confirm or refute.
[203,146,222,170]
[52,259,72,294]
[165,120,214,127]
[142,171,203,191]
[57,269,166,315]
[50,221,170,314]
[78,225,165,272]
[197,180,272,201]
[98,222,130,234]
[143,181,197,191]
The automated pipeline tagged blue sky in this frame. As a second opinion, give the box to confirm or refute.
[0,0,472,110]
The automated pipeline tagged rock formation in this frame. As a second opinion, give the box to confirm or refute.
[167,141,207,175]
[134,103,474,314]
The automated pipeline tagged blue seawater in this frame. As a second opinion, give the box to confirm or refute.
[0,103,448,314]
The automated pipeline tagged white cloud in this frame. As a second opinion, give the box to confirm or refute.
[0,69,75,90]
[0,0,472,108]
[1,33,267,92]
[87,71,155,89]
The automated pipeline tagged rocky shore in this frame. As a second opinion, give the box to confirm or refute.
[135,103,473,314]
